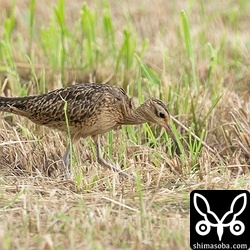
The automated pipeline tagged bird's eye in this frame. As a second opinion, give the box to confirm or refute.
[159,112,165,118]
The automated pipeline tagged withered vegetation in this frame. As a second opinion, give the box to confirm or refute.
[0,0,249,249]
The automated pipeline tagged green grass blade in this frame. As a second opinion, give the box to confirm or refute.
[63,100,73,174]
[28,0,36,58]
[53,0,67,81]
[206,43,218,85]
[201,94,222,126]
[102,1,115,55]
[135,54,160,86]
[181,10,197,92]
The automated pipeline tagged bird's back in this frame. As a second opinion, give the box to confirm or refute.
[0,83,130,137]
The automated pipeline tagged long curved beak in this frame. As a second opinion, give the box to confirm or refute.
[164,124,181,156]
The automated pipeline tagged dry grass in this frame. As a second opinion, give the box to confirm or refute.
[0,0,249,249]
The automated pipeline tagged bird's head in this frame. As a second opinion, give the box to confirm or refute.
[138,98,180,155]
[141,98,171,132]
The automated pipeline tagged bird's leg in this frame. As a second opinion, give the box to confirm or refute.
[92,135,133,179]
[62,145,71,179]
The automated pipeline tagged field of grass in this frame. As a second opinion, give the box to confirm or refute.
[0,0,249,249]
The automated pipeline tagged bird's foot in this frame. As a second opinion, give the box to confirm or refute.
[97,156,135,181]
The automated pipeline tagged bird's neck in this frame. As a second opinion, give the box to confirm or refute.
[121,104,148,125]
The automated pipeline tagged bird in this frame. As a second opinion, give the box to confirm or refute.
[0,82,176,180]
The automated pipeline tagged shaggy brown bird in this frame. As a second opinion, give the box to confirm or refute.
[0,83,174,179]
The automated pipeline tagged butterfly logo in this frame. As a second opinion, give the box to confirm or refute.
[193,193,247,241]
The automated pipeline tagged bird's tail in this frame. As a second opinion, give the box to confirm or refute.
[0,96,34,117]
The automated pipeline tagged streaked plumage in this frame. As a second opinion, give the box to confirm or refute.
[0,83,174,179]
